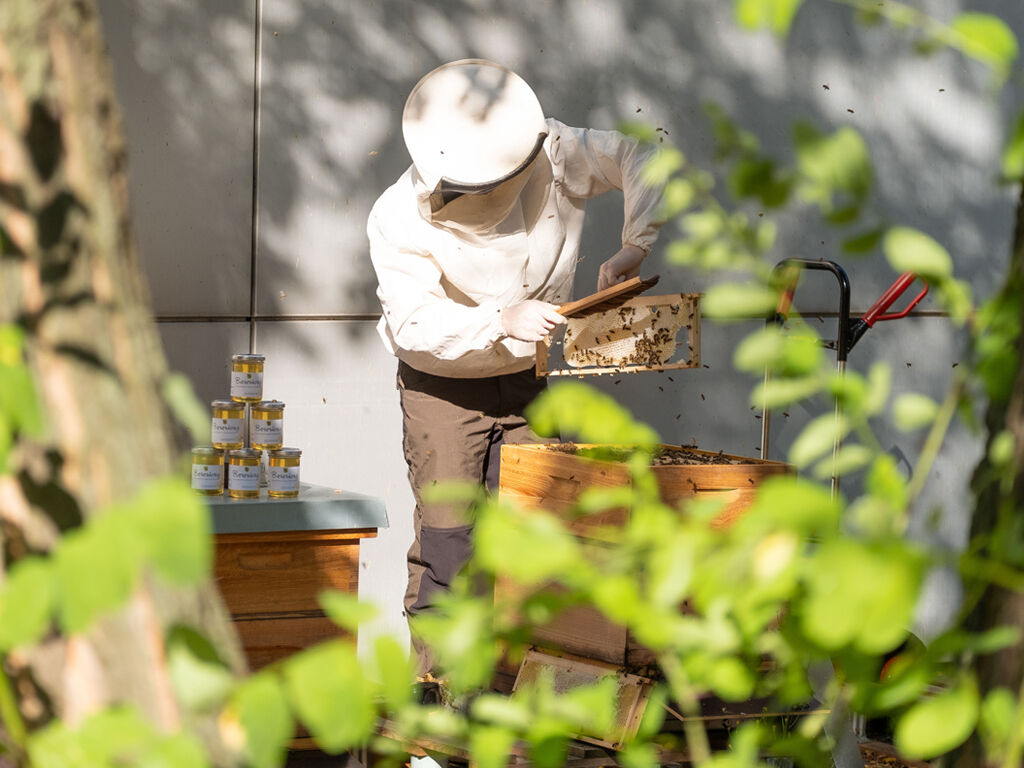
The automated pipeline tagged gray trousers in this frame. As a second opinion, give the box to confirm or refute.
[397,361,550,675]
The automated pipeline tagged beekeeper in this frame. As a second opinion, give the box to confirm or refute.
[367,59,666,677]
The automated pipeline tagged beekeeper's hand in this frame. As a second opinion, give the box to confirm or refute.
[597,244,647,291]
[501,300,567,342]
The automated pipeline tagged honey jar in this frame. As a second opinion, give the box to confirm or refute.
[230,353,265,402]
[250,400,285,450]
[268,448,302,498]
[210,399,245,449]
[227,448,262,499]
[191,447,224,496]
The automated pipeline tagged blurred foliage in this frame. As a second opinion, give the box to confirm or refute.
[2,0,1024,766]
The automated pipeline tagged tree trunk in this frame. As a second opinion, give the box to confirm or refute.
[0,0,242,759]
[949,184,1024,767]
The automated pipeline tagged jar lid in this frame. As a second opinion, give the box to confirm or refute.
[232,353,265,363]
[270,447,302,458]
[228,448,262,459]
[211,399,245,409]
[254,400,286,410]
[192,446,223,457]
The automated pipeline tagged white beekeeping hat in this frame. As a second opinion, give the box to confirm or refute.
[402,59,548,191]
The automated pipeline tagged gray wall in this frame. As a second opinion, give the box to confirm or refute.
[97,0,1024,650]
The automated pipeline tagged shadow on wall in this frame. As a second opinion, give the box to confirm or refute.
[99,0,1022,376]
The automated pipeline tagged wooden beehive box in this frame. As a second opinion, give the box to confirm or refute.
[497,443,791,667]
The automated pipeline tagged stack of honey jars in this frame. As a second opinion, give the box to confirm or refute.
[190,353,303,499]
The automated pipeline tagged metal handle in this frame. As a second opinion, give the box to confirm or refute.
[862,272,928,325]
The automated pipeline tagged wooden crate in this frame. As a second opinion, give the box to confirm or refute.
[214,528,376,669]
[497,443,791,666]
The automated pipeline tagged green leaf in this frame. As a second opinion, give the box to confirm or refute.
[751,375,823,409]
[284,641,376,753]
[1002,112,1024,181]
[728,158,792,207]
[134,477,212,585]
[0,325,44,444]
[895,676,980,759]
[707,656,756,701]
[950,13,1018,80]
[788,413,849,468]
[166,626,234,712]
[137,733,208,768]
[162,373,210,448]
[741,476,840,535]
[812,443,874,480]
[373,635,413,711]
[734,0,806,35]
[55,516,139,634]
[842,227,884,255]
[794,123,872,207]
[0,556,54,651]
[863,362,892,416]
[893,393,938,431]
[681,209,723,240]
[230,673,294,768]
[659,177,696,218]
[734,325,823,376]
[526,382,659,447]
[866,454,909,509]
[979,687,1017,759]
[641,147,685,186]
[475,504,581,585]
[801,540,922,653]
[703,282,779,320]
[319,590,377,631]
[883,226,953,282]
[470,725,517,768]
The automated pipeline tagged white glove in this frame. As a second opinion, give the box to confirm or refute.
[500,300,567,342]
[597,244,647,291]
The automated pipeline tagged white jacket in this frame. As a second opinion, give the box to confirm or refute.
[367,118,665,378]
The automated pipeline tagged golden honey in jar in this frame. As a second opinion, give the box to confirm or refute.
[210,399,245,449]
[227,448,262,499]
[230,353,265,402]
[268,448,301,498]
[250,400,285,450]
[191,447,224,496]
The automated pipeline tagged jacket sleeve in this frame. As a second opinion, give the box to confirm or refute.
[367,209,506,360]
[551,121,666,253]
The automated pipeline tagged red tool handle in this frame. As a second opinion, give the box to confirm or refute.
[862,272,928,326]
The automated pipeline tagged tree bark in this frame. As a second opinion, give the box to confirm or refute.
[949,184,1024,767]
[0,0,242,759]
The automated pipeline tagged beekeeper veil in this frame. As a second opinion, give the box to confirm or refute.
[402,59,548,233]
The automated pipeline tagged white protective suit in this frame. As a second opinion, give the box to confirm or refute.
[367,118,665,378]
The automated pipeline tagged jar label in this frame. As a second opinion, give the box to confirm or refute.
[212,417,244,444]
[251,418,283,446]
[191,463,223,491]
[230,371,263,399]
[228,463,260,491]
[269,465,300,492]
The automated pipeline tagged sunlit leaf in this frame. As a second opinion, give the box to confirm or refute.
[0,325,44,442]
[471,693,534,730]
[228,673,293,768]
[788,413,849,468]
[734,0,806,35]
[893,393,938,431]
[55,517,139,634]
[134,477,212,585]
[863,362,892,416]
[284,641,376,753]
[979,687,1017,759]
[166,626,235,712]
[526,382,659,447]
[617,121,657,144]
[641,147,686,186]
[319,590,377,631]
[751,375,823,409]
[883,227,953,282]
[728,157,792,207]
[894,676,980,759]
[866,454,909,509]
[0,557,54,651]
[707,656,756,701]
[794,123,872,207]
[735,324,823,376]
[950,13,1018,80]
[703,282,779,320]
[475,505,581,585]
[742,476,840,534]
[374,635,413,711]
[812,443,874,480]
[470,725,517,768]
[659,177,696,218]
[1002,112,1024,181]
[681,210,724,240]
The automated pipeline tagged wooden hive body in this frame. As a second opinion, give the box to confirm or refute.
[497,443,791,667]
